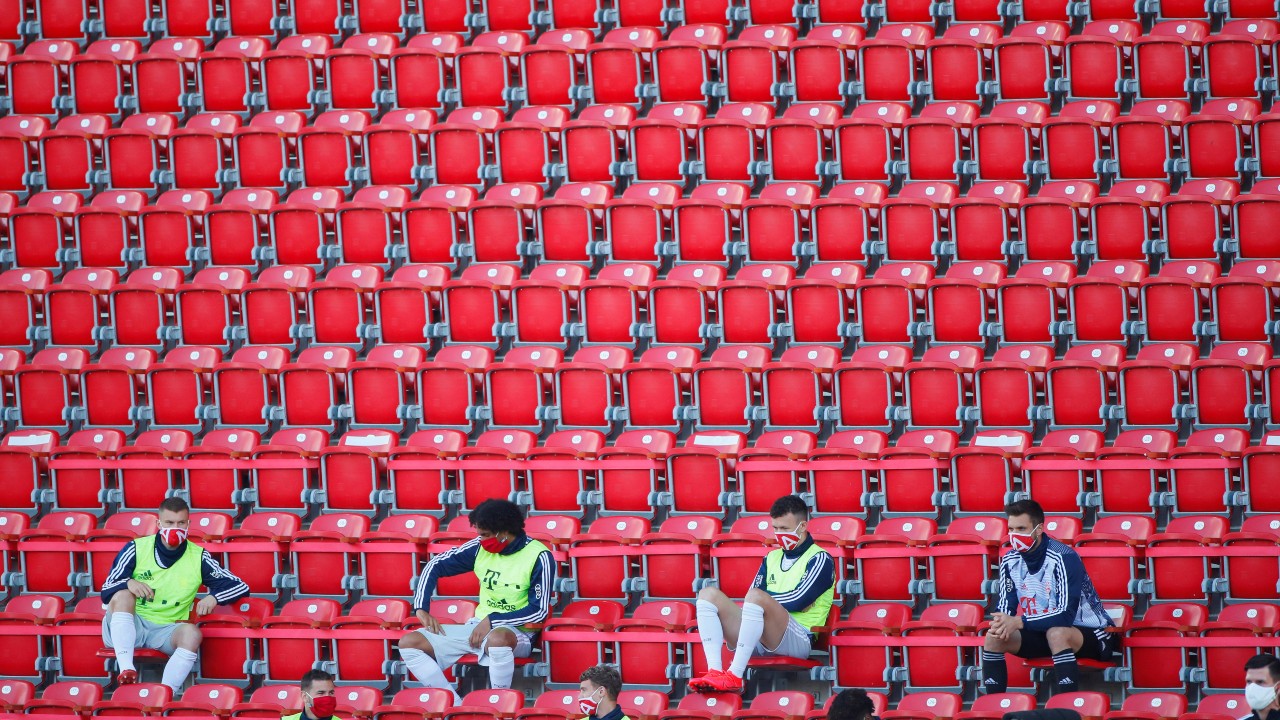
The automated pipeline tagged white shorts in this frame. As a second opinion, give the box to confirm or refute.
[416,618,534,667]
[102,613,180,655]
[749,616,813,659]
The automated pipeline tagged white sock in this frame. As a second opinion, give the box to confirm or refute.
[487,646,515,689]
[401,648,462,703]
[161,647,198,692]
[109,613,138,672]
[696,598,725,672]
[728,602,766,678]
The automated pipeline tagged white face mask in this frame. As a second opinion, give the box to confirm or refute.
[1246,682,1278,711]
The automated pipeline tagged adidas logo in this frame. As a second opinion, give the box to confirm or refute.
[1058,678,1074,684]
[984,679,998,685]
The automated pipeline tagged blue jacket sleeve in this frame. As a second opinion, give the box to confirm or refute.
[487,550,556,628]
[413,539,481,611]
[201,550,251,604]
[996,553,1018,617]
[1022,551,1082,631]
[100,542,138,604]
[751,557,768,591]
[768,552,835,613]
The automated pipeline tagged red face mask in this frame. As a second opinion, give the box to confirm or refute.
[159,527,188,547]
[774,525,803,551]
[579,688,604,716]
[309,695,338,718]
[1009,525,1040,552]
[480,535,511,554]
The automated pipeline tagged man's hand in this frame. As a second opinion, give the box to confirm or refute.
[196,595,218,616]
[989,612,1022,640]
[126,579,155,601]
[468,616,492,648]
[416,610,442,634]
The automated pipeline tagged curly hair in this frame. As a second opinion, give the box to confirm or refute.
[828,689,875,720]
[579,665,621,701]
[469,498,526,536]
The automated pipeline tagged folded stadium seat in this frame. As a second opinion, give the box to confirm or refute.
[0,510,31,582]
[1189,343,1267,429]
[1016,182,1097,263]
[1198,605,1280,691]
[732,430,815,513]
[77,347,155,432]
[409,347,489,434]
[297,111,371,192]
[306,264,383,347]
[242,429,328,515]
[231,685,304,718]
[1120,603,1207,691]
[454,428,537,511]
[990,21,1068,103]
[880,693,963,720]
[137,189,214,271]
[530,183,610,263]
[950,430,1034,517]
[1244,431,1280,515]
[693,106,777,186]
[644,265,726,348]
[466,182,544,263]
[110,431,191,514]
[648,25,727,105]
[1143,516,1229,604]
[877,429,959,517]
[398,186,476,267]
[0,115,49,195]
[316,429,399,513]
[361,110,435,188]
[762,104,840,185]
[1256,114,1280,180]
[268,188,344,269]
[1232,181,1280,260]
[173,271,249,351]
[560,104,638,186]
[482,346,563,431]
[852,263,933,344]
[443,690,527,720]
[1210,260,1280,343]
[200,189,274,267]
[1134,261,1219,344]
[1021,429,1105,516]
[165,684,244,717]
[856,24,932,103]
[972,104,1048,187]
[1182,98,1259,181]
[105,113,179,194]
[1074,514,1154,601]
[230,111,307,190]
[1045,343,1124,429]
[1186,696,1251,720]
[26,681,105,715]
[585,27,659,107]
[691,346,767,432]
[37,114,112,194]
[386,33,462,113]
[502,265,581,347]
[67,40,140,119]
[14,510,93,597]
[91,682,174,716]
[0,681,36,714]
[829,104,907,185]
[518,29,592,109]
[351,514,437,598]
[0,268,50,351]
[614,347,696,432]
[1094,428,1179,516]
[130,39,202,116]
[852,516,936,602]
[45,596,114,683]
[518,690,588,720]
[1220,515,1280,602]
[6,41,77,118]
[523,430,608,513]
[323,33,398,114]
[240,266,314,350]
[921,516,1007,604]
[431,107,507,188]
[453,32,528,111]
[656,694,744,720]
[785,25,860,106]
[374,689,457,720]
[1120,101,1195,183]
[780,262,862,345]
[704,515,777,601]
[1103,693,1188,720]
[493,108,568,186]
[924,261,1007,344]
[899,604,983,693]
[0,594,62,684]
[740,182,819,262]
[802,187,880,266]
[1089,180,1170,261]
[536,599,628,686]
[830,603,914,692]
[434,263,521,346]
[922,24,1001,105]
[666,182,748,264]
[15,347,90,429]
[1061,21,1140,103]
[831,345,910,433]
[806,430,887,516]
[1201,20,1278,103]
[261,598,343,684]
[900,106,978,186]
[573,262,653,346]
[1132,21,1207,102]
[1121,340,1198,427]
[564,514,651,601]
[550,347,631,431]
[904,346,982,430]
[327,686,383,718]
[284,513,371,601]
[189,599,271,687]
[589,429,673,517]
[47,429,127,517]
[953,693,1036,720]
[68,190,146,271]
[195,38,270,116]
[973,346,1052,431]
[1041,102,1119,184]
[1064,260,1149,344]
[107,268,183,349]
[178,429,259,512]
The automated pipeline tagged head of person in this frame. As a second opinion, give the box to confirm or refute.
[300,669,337,718]
[157,497,191,548]
[770,495,811,551]
[1004,499,1046,554]
[470,499,526,554]
[828,689,875,720]
[1244,654,1280,712]
[578,665,621,716]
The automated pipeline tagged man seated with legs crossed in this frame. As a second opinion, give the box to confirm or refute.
[688,494,835,694]
[100,497,250,691]
[982,499,1115,695]
[398,499,556,701]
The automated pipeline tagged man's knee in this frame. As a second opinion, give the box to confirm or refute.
[487,628,518,649]
[984,634,1012,652]
[173,624,202,650]
[108,591,137,612]
[398,632,434,655]
[1046,627,1079,651]
[698,586,727,604]
[744,588,773,606]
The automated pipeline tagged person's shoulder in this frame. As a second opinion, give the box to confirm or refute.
[1043,537,1079,558]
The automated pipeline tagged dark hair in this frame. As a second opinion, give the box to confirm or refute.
[470,499,526,536]
[159,497,190,515]
[579,665,621,701]
[300,669,335,692]
[828,689,875,720]
[1245,654,1280,681]
[1004,499,1045,527]
[770,494,810,521]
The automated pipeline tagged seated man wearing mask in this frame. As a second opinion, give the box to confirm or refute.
[284,670,339,720]
[1243,654,1280,720]
[579,664,627,720]
[982,499,1114,695]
